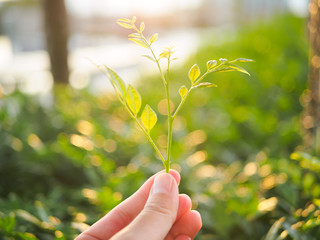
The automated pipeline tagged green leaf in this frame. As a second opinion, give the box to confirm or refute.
[140,22,145,32]
[179,85,188,99]
[212,65,235,73]
[126,85,142,116]
[207,60,217,72]
[227,64,250,75]
[230,58,254,63]
[188,64,200,84]
[0,212,15,234]
[194,82,218,88]
[129,38,149,48]
[150,33,159,44]
[17,233,38,240]
[142,55,155,62]
[117,22,133,29]
[105,66,127,102]
[16,210,42,226]
[141,104,157,133]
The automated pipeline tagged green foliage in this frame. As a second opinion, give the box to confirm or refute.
[0,14,315,240]
[102,17,252,172]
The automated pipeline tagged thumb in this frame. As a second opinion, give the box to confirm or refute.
[112,173,179,240]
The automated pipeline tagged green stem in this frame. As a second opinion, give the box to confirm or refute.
[165,61,172,173]
[124,104,167,167]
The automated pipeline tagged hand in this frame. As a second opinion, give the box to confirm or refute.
[75,170,202,240]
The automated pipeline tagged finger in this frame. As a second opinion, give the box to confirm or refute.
[165,210,202,240]
[111,173,179,240]
[75,170,180,240]
[176,194,192,221]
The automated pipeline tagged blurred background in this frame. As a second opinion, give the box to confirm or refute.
[1,0,320,239]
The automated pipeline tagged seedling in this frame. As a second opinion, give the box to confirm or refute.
[95,17,253,173]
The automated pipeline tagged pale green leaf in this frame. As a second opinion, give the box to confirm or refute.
[194,82,218,88]
[212,65,235,73]
[142,55,155,62]
[132,16,137,22]
[129,38,149,48]
[117,18,131,23]
[105,66,127,102]
[188,64,200,84]
[227,64,250,75]
[207,60,217,72]
[128,33,141,38]
[230,58,254,63]
[179,85,188,99]
[150,33,159,44]
[140,22,145,32]
[126,85,142,116]
[159,51,170,59]
[117,22,133,29]
[141,104,157,133]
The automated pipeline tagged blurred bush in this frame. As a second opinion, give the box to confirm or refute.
[1,14,319,239]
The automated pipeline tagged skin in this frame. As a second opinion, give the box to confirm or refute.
[75,170,202,240]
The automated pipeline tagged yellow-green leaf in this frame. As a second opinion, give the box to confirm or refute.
[194,82,218,88]
[150,33,159,44]
[132,16,137,22]
[117,18,131,23]
[126,85,142,116]
[230,58,254,63]
[142,55,155,62]
[179,85,188,99]
[227,64,250,76]
[128,33,141,38]
[105,66,127,102]
[117,22,133,29]
[140,22,145,32]
[188,64,200,84]
[207,60,217,72]
[159,50,170,59]
[141,104,157,133]
[129,38,149,48]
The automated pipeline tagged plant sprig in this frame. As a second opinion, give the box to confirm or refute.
[96,16,253,173]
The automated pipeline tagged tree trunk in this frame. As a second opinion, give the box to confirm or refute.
[305,0,320,153]
[42,0,69,84]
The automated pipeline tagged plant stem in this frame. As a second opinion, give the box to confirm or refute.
[124,104,167,167]
[165,61,172,173]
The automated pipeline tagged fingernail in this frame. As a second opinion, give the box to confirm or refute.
[152,173,173,194]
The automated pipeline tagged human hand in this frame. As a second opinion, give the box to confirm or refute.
[75,170,202,240]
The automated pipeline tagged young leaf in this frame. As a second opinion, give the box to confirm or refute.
[140,22,145,32]
[141,104,157,133]
[105,66,127,102]
[207,60,217,72]
[142,55,155,62]
[117,18,131,23]
[194,82,218,88]
[227,64,250,75]
[132,16,137,22]
[179,85,188,99]
[159,50,170,59]
[129,38,149,48]
[230,58,254,63]
[128,33,141,38]
[126,85,142,116]
[150,33,159,44]
[117,21,133,29]
[188,64,200,84]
